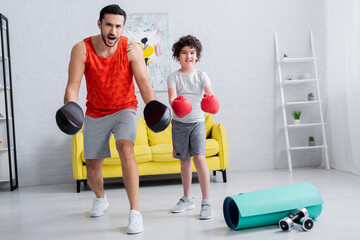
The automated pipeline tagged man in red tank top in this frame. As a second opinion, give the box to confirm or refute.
[64,4,156,234]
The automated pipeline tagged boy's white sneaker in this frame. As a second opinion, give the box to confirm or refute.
[172,196,195,213]
[199,199,213,220]
[127,210,144,234]
[89,195,109,217]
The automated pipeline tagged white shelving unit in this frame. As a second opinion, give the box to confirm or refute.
[274,31,330,172]
[1,13,18,190]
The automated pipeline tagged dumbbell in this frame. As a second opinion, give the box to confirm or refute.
[279,208,314,231]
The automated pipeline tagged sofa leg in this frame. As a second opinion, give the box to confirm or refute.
[213,171,216,176]
[84,180,88,190]
[222,170,227,183]
[76,180,81,193]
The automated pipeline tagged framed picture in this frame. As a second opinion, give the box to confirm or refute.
[124,13,171,92]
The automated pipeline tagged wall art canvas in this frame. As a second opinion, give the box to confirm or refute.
[123,13,170,91]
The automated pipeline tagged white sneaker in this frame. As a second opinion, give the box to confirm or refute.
[127,210,144,234]
[199,199,213,220]
[89,195,109,217]
[172,196,195,213]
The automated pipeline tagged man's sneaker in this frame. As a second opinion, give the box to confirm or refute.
[89,195,109,217]
[127,210,144,234]
[199,199,213,220]
[172,196,195,213]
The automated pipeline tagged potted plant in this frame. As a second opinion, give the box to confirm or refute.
[308,92,314,101]
[308,136,315,146]
[292,110,302,124]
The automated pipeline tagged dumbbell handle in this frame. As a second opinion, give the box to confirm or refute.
[292,208,309,223]
[288,213,302,223]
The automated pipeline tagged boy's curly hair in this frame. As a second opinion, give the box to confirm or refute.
[172,35,202,62]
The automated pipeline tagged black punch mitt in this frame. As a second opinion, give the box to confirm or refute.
[143,100,171,133]
[56,102,84,135]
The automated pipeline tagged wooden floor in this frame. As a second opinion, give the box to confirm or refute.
[0,167,359,240]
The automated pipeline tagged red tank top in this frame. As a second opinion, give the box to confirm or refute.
[84,36,138,118]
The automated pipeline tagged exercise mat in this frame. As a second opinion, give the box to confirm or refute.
[223,182,323,230]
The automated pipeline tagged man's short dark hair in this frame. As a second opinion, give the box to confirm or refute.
[172,35,202,62]
[99,4,127,24]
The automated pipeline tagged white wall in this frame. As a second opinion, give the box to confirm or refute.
[0,0,327,186]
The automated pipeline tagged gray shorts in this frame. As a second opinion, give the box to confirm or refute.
[171,120,206,161]
[83,109,137,159]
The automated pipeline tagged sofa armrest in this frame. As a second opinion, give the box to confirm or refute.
[211,123,229,170]
[72,131,84,180]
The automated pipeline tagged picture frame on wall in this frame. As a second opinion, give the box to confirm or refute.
[124,13,171,92]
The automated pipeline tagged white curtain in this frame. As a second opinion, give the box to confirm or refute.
[326,0,360,175]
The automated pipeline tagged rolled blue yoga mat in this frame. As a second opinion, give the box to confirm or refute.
[223,182,323,230]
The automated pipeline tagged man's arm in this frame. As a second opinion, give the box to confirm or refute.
[64,41,86,104]
[127,40,156,105]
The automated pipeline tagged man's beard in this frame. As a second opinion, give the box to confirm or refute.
[101,31,120,47]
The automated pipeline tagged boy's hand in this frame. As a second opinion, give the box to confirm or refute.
[172,96,192,118]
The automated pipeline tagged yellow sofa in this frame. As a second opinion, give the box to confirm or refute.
[72,114,228,192]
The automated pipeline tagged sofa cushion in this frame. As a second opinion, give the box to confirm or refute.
[147,121,172,146]
[135,118,149,146]
[151,144,177,162]
[103,156,121,165]
[205,139,219,157]
[205,114,213,138]
[109,135,116,148]
[134,145,152,163]
[107,145,152,164]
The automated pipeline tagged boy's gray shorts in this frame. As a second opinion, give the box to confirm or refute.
[171,120,206,161]
[83,108,137,160]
